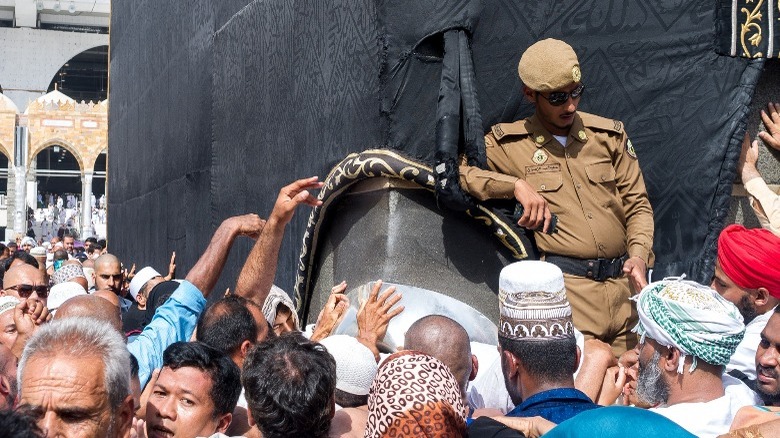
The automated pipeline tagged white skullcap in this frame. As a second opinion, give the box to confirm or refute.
[47,282,87,313]
[320,335,378,396]
[21,236,36,247]
[128,266,162,300]
[498,261,574,340]
[0,296,20,316]
[30,246,46,257]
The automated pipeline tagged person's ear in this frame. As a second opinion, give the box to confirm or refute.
[247,408,256,427]
[523,86,536,104]
[575,344,582,371]
[661,347,680,373]
[240,340,253,360]
[216,412,233,433]
[117,395,135,438]
[469,354,479,381]
[501,349,520,378]
[754,288,772,307]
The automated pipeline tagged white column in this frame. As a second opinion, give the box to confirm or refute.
[13,165,26,238]
[26,160,37,210]
[81,171,94,238]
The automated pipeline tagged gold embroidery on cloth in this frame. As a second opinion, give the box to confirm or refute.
[741,0,765,58]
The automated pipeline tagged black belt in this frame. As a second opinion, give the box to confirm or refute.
[544,254,628,282]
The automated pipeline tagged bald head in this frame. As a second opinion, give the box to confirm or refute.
[404,315,474,395]
[94,254,123,296]
[54,295,122,333]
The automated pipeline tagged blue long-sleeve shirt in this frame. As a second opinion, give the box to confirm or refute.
[127,280,206,388]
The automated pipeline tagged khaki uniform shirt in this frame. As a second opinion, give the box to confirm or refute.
[459,112,654,264]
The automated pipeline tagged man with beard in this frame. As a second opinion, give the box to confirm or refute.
[711,224,780,382]
[470,260,598,429]
[632,278,758,437]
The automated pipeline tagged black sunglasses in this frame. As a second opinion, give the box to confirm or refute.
[539,83,585,106]
[5,284,49,298]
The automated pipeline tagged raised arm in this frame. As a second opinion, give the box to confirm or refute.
[234,176,323,306]
[186,214,265,297]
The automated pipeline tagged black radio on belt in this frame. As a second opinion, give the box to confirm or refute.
[513,203,558,235]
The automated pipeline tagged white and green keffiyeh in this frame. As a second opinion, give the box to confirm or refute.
[632,277,745,374]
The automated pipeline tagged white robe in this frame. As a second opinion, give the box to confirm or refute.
[727,307,775,381]
[650,374,760,438]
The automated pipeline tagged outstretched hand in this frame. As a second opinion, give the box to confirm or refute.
[310,281,350,342]
[738,133,761,184]
[270,176,324,225]
[357,280,404,360]
[759,102,780,151]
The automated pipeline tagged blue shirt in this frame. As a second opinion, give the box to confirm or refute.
[127,280,206,388]
[506,388,600,424]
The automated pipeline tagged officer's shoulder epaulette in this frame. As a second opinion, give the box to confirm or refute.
[579,111,624,134]
[491,120,530,140]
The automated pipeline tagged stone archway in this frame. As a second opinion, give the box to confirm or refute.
[32,144,83,240]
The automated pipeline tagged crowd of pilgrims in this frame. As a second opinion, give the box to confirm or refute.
[0,172,776,438]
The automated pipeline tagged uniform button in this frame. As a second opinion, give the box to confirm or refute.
[587,212,593,219]
[576,183,582,189]
[565,153,571,159]
[598,243,605,250]
[601,176,607,181]
[540,184,546,190]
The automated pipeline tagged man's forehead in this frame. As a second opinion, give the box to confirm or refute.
[158,366,214,394]
[762,314,780,344]
[21,355,108,402]
[3,265,45,287]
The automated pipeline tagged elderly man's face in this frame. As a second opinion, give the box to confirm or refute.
[2,265,48,306]
[756,313,780,405]
[635,338,670,406]
[146,366,229,438]
[95,261,123,296]
[19,354,120,437]
[0,310,17,351]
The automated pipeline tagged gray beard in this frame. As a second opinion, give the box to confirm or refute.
[636,350,670,406]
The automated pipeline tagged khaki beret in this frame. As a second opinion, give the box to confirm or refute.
[518,38,581,92]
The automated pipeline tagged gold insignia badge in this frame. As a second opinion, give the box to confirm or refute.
[535,135,545,144]
[533,149,548,164]
[626,139,637,159]
[572,65,581,83]
[578,130,587,141]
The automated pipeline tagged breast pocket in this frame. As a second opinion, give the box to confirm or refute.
[526,172,563,192]
[585,161,617,194]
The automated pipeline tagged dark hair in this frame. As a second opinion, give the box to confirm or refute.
[242,333,336,438]
[62,231,75,239]
[0,243,6,254]
[6,243,17,250]
[0,409,43,438]
[53,249,69,262]
[162,342,242,417]
[334,388,368,408]
[97,239,107,248]
[196,296,258,356]
[129,353,139,379]
[499,335,577,383]
[85,237,98,244]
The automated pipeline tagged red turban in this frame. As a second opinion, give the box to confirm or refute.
[718,224,780,299]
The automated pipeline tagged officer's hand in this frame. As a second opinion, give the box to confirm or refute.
[513,179,552,233]
[759,102,780,151]
[738,133,761,184]
[622,256,647,292]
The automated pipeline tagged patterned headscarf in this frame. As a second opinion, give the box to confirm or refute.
[261,285,300,331]
[364,351,467,438]
[51,263,86,285]
[632,277,745,374]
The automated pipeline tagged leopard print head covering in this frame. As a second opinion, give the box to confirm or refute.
[364,350,467,438]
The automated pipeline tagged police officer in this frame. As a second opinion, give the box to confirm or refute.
[460,38,654,356]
